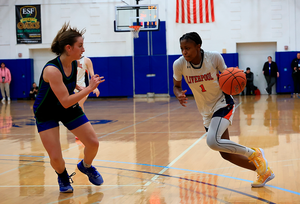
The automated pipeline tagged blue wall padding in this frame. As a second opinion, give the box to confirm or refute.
[0,59,33,99]
[152,21,167,55]
[221,53,239,68]
[134,56,168,95]
[134,31,148,56]
[133,21,168,94]
[275,51,300,93]
[134,21,166,56]
[90,56,133,97]
[134,56,151,94]
[150,56,168,94]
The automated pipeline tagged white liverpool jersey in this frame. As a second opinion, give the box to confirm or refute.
[77,57,88,87]
[173,50,234,126]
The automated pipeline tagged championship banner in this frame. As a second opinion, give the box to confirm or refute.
[16,5,41,44]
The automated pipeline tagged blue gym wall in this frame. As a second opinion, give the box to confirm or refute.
[275,51,300,93]
[0,59,33,100]
[2,25,297,99]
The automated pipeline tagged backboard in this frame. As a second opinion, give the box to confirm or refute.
[114,4,160,32]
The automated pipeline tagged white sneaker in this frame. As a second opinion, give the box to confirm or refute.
[7,97,10,101]
[1,98,5,102]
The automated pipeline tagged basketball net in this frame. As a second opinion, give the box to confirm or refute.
[129,25,141,39]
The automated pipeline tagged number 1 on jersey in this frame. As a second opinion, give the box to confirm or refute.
[200,84,206,92]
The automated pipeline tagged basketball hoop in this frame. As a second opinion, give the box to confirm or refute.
[129,25,141,39]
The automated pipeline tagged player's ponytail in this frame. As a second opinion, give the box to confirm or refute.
[51,22,86,55]
[179,32,202,46]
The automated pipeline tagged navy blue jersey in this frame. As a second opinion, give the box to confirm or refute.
[33,57,77,121]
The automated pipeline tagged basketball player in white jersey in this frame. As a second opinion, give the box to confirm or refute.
[173,32,274,187]
[74,56,100,140]
[75,56,100,111]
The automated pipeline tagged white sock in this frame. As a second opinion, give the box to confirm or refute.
[244,147,255,157]
[83,160,91,168]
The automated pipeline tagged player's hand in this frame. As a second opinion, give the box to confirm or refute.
[77,85,85,91]
[177,90,188,107]
[93,88,100,97]
[89,75,105,90]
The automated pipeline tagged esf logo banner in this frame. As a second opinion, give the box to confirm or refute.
[16,5,41,44]
[19,6,38,23]
[16,5,40,29]
[22,7,35,15]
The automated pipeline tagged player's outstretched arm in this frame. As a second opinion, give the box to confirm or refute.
[173,78,188,107]
[45,66,105,108]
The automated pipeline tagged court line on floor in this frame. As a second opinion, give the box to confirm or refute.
[0,158,274,204]
[62,105,185,153]
[0,104,187,176]
[135,102,242,192]
[98,165,275,204]
[2,155,299,196]
[136,132,207,193]
[2,154,300,195]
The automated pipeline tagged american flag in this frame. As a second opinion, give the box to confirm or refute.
[176,0,215,24]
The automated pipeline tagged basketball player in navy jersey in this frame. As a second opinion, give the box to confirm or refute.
[173,32,274,187]
[33,23,105,193]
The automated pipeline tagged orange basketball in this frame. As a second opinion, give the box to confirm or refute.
[219,67,246,95]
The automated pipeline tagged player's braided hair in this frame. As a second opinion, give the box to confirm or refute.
[179,32,202,46]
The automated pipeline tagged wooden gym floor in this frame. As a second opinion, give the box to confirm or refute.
[0,94,299,204]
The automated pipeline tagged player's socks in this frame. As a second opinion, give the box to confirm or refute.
[244,147,255,157]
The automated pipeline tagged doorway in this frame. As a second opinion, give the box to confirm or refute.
[29,49,56,84]
[237,42,277,94]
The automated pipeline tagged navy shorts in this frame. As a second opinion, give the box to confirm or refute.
[204,104,234,132]
[35,104,89,132]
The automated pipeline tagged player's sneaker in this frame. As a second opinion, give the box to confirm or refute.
[77,160,104,186]
[58,172,75,193]
[252,167,275,188]
[75,136,79,140]
[248,148,268,175]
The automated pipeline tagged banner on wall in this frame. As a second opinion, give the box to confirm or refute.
[176,0,215,24]
[16,5,41,44]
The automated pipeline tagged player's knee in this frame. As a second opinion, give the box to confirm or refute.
[86,136,99,149]
[206,135,219,151]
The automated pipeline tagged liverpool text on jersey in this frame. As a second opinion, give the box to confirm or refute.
[185,73,214,84]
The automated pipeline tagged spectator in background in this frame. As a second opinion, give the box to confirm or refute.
[242,67,254,95]
[0,62,11,102]
[29,82,39,100]
[262,56,279,95]
[291,53,300,97]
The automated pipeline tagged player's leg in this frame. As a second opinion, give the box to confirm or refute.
[63,107,103,186]
[70,122,99,165]
[70,122,103,186]
[219,129,255,170]
[39,124,74,193]
[39,127,65,172]
[206,106,275,187]
[206,116,256,171]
